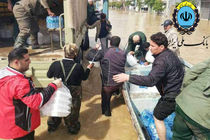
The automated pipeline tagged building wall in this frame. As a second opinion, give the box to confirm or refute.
[200,0,210,20]
[163,0,181,18]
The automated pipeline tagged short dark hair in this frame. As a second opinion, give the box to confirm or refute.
[100,13,106,19]
[8,48,28,64]
[110,36,121,47]
[142,42,150,49]
[150,32,168,48]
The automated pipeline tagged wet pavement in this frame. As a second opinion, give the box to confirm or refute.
[0,9,210,140]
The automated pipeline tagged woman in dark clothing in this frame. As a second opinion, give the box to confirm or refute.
[86,13,112,50]
[47,44,93,134]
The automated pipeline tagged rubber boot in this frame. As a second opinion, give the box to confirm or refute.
[68,121,81,135]
[30,34,39,49]
[47,117,61,133]
[14,36,28,48]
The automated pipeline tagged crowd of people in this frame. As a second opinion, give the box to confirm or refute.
[0,0,209,140]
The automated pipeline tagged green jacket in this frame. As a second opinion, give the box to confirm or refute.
[126,31,147,54]
[176,58,210,129]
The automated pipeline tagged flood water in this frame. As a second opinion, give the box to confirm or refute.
[90,9,210,65]
[108,9,210,64]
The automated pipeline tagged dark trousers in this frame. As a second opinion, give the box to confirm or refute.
[172,105,210,140]
[13,18,19,40]
[101,84,122,115]
[11,0,20,41]
[48,86,82,131]
[14,131,34,140]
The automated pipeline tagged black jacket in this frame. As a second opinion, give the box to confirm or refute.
[47,59,90,86]
[100,47,126,86]
[129,49,184,97]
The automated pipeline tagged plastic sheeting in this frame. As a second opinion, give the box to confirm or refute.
[40,83,72,117]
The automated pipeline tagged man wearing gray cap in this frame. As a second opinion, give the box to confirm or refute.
[162,19,180,56]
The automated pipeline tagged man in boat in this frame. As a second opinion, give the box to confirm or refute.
[125,31,147,55]
[162,19,180,56]
[113,32,184,140]
[172,58,210,139]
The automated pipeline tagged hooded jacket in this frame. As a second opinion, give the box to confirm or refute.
[0,67,57,139]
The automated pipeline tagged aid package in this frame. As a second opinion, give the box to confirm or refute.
[40,83,72,117]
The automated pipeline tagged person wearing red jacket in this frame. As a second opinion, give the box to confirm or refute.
[0,48,61,140]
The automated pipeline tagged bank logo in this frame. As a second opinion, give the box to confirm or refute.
[173,1,199,35]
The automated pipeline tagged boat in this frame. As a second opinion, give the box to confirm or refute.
[122,60,193,140]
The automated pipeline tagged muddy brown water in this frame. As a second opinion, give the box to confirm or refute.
[0,9,210,140]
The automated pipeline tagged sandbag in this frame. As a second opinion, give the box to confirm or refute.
[140,110,175,140]
[40,83,72,117]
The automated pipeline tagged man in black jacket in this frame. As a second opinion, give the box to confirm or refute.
[113,32,184,140]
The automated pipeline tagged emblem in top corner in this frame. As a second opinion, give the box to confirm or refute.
[172,1,200,35]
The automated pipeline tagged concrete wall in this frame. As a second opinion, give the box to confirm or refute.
[200,0,210,20]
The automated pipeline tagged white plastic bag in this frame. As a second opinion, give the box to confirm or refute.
[89,61,100,68]
[129,84,159,95]
[126,53,138,66]
[133,64,152,76]
[40,83,72,117]
[129,65,159,95]
[145,50,155,63]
